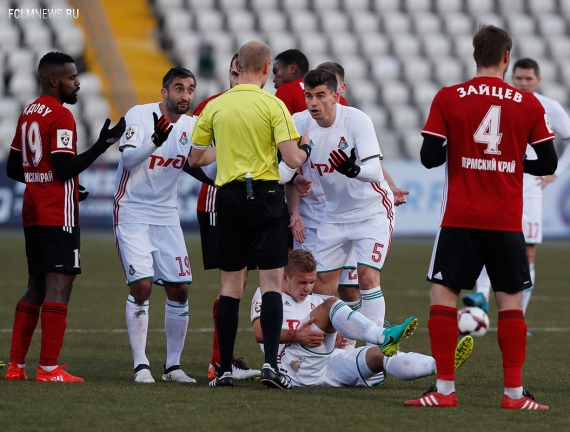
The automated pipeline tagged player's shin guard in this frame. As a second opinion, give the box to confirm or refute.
[384,352,436,381]
[360,287,385,329]
[428,305,457,381]
[9,301,40,365]
[39,302,68,367]
[217,295,240,374]
[260,292,283,370]
[126,295,150,368]
[498,309,526,389]
[164,300,189,370]
[329,299,384,344]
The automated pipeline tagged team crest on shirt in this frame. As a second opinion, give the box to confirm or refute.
[128,264,136,276]
[545,114,554,134]
[124,125,139,142]
[56,129,73,149]
[179,131,189,145]
[337,136,348,150]
[309,139,314,147]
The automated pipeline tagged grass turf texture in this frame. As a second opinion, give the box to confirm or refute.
[1,232,569,431]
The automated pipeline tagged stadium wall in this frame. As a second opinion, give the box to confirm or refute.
[1,161,570,238]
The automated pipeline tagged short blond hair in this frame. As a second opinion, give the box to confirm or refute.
[238,41,271,74]
[284,249,317,276]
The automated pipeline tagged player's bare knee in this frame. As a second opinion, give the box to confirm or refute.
[338,286,360,302]
[164,283,188,303]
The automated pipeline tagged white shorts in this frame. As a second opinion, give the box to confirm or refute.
[294,227,359,286]
[315,217,393,273]
[114,224,192,286]
[522,195,543,244]
[280,344,385,387]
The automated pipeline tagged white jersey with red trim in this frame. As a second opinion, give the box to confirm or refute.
[250,287,324,355]
[293,105,394,224]
[113,103,196,226]
[523,92,570,198]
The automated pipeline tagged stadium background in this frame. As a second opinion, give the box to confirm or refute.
[2,0,570,235]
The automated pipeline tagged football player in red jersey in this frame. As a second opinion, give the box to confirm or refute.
[405,25,555,409]
[5,52,125,382]
[273,49,348,115]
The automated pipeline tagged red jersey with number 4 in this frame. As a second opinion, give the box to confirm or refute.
[422,76,554,232]
[276,77,348,115]
[10,95,79,227]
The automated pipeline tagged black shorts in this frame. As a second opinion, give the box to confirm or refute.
[24,226,81,277]
[197,210,257,271]
[216,181,287,271]
[427,227,532,293]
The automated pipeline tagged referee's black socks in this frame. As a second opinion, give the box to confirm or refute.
[260,291,284,371]
[217,295,240,375]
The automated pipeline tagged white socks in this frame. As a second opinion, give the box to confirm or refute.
[359,287,385,328]
[126,295,150,368]
[436,379,456,395]
[329,299,385,345]
[475,266,491,300]
[165,300,189,369]
[504,386,524,400]
[383,352,436,381]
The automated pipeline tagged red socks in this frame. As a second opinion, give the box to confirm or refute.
[39,302,68,367]
[428,305,458,381]
[9,301,41,364]
[498,309,526,388]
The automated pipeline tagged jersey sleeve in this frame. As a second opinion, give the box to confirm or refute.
[528,96,556,146]
[250,288,262,323]
[272,98,301,144]
[547,99,570,140]
[275,85,295,115]
[120,106,146,151]
[190,103,215,149]
[354,113,382,162]
[50,108,76,155]
[10,117,22,152]
[422,90,447,140]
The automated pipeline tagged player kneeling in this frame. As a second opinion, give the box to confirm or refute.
[250,250,473,388]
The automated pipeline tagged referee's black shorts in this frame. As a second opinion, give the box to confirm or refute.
[197,210,257,271]
[427,226,532,293]
[25,225,81,277]
[216,180,287,272]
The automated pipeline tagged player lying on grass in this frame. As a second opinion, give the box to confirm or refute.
[250,249,473,388]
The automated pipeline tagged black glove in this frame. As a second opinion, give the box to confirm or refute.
[151,112,173,147]
[329,148,360,178]
[95,117,126,152]
[78,184,89,202]
[299,143,311,162]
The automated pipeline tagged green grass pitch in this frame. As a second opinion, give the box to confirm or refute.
[1,232,569,431]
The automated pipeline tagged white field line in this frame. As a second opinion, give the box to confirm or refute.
[2,327,570,333]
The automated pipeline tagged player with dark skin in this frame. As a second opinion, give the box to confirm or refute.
[8,60,125,309]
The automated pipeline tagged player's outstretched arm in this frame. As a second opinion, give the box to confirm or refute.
[6,149,24,183]
[524,140,558,176]
[279,128,311,169]
[420,134,446,168]
[183,158,215,187]
[381,162,409,205]
[52,117,126,181]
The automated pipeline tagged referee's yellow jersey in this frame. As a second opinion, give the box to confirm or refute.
[191,84,301,187]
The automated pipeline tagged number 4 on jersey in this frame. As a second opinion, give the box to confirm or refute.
[474,105,502,155]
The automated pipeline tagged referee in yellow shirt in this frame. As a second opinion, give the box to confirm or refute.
[189,41,310,389]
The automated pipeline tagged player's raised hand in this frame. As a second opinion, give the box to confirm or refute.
[295,318,324,347]
[329,148,361,178]
[151,112,173,147]
[96,117,126,151]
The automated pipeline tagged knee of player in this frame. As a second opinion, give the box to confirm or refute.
[129,280,153,304]
[321,297,338,313]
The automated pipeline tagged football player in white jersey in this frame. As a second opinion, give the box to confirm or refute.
[113,67,211,383]
[464,58,570,322]
[251,250,473,387]
[287,63,409,345]
[289,68,396,333]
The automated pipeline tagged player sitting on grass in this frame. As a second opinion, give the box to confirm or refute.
[251,250,473,388]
